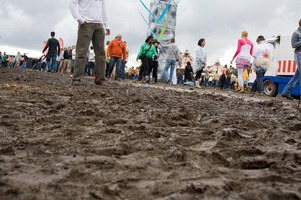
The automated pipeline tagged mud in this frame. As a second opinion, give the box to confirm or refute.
[0,68,301,200]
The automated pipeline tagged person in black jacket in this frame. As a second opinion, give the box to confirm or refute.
[63,47,70,73]
[184,61,194,82]
[42,31,60,72]
[150,40,160,84]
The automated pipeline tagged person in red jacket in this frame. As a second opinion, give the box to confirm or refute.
[107,34,127,80]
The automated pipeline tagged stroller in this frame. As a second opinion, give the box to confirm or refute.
[32,55,46,71]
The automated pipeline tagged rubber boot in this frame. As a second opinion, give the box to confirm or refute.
[145,75,150,84]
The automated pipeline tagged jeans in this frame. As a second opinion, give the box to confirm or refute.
[177,78,183,85]
[164,59,176,84]
[255,68,267,93]
[213,80,219,87]
[21,61,27,69]
[56,60,61,72]
[108,57,122,78]
[46,54,57,71]
[121,60,127,79]
[225,77,231,88]
[87,62,95,76]
[282,52,301,96]
[105,62,110,78]
[71,59,75,74]
[205,78,209,87]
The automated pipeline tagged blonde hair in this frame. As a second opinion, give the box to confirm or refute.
[242,31,248,37]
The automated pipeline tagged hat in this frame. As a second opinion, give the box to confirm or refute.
[145,35,154,43]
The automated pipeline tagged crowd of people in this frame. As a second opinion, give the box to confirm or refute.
[0,51,28,69]
[0,29,292,95]
[2,0,301,100]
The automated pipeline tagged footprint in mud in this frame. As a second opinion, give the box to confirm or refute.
[0,146,15,156]
[241,159,274,170]
[220,128,243,141]
[288,123,301,131]
[77,109,95,116]
[105,119,128,126]
[63,167,95,184]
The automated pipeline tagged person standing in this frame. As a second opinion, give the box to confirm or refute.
[2,52,8,67]
[176,69,183,85]
[161,38,182,85]
[219,65,227,90]
[69,0,110,85]
[212,71,220,88]
[42,31,60,72]
[204,70,210,87]
[281,18,301,100]
[251,35,273,96]
[58,48,64,72]
[71,45,76,74]
[0,52,2,67]
[195,38,207,88]
[136,35,158,83]
[87,46,95,76]
[106,34,126,80]
[230,74,236,90]
[135,67,139,80]
[184,61,194,82]
[22,53,28,69]
[15,52,22,69]
[230,31,253,93]
[105,41,111,78]
[67,46,73,73]
[63,47,70,73]
[226,65,233,89]
[128,66,134,79]
[121,41,129,79]
[150,40,160,84]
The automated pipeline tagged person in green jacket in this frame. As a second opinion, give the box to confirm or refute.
[136,35,158,83]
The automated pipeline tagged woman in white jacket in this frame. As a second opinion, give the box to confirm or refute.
[251,35,273,96]
[195,38,207,88]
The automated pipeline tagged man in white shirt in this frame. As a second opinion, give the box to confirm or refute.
[69,0,110,85]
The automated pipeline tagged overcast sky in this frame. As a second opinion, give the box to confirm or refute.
[0,0,300,67]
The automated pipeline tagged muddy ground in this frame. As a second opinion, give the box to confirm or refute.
[0,68,301,200]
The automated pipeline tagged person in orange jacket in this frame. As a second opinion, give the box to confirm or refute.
[107,34,127,80]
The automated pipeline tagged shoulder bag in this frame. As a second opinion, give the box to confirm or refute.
[139,44,152,60]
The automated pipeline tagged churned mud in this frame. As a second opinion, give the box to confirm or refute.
[0,68,301,200]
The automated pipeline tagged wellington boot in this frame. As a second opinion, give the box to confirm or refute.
[142,76,146,84]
